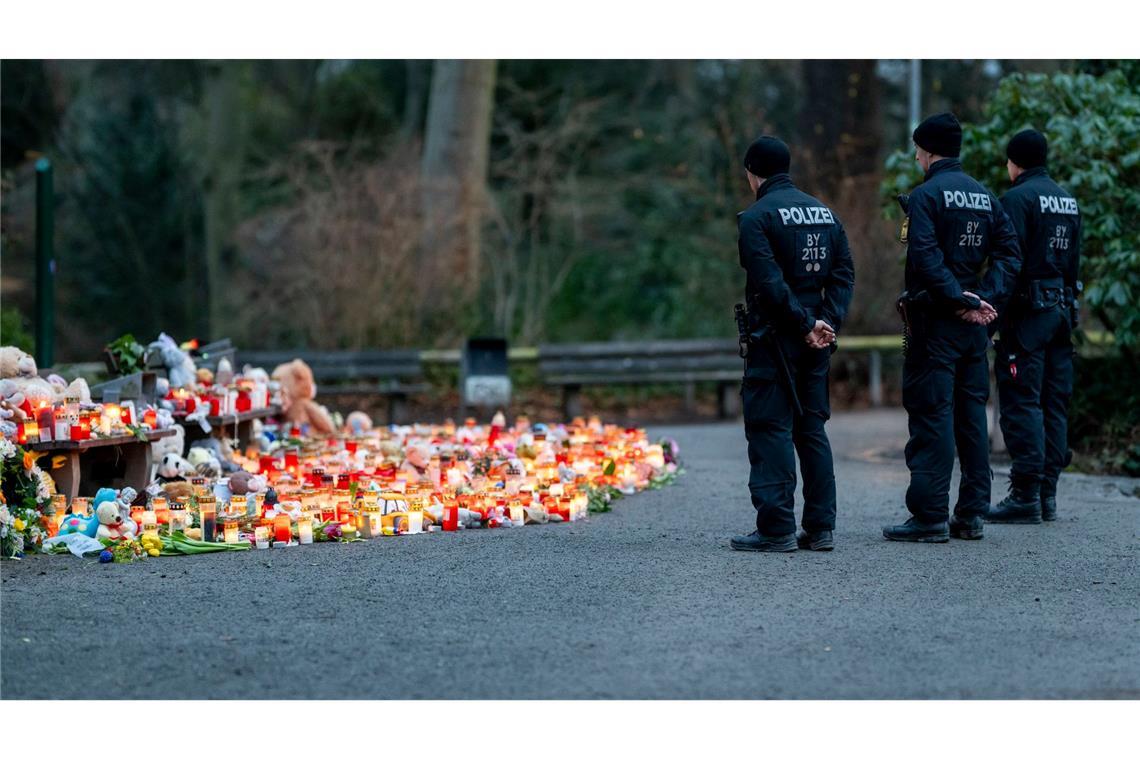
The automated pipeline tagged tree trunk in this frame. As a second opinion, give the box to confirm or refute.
[201,61,247,342]
[796,60,881,201]
[420,60,497,291]
[401,60,430,143]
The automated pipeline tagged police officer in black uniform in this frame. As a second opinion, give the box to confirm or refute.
[883,113,1022,543]
[730,136,855,553]
[986,129,1081,524]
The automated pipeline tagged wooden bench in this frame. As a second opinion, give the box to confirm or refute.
[30,429,175,502]
[238,350,429,424]
[538,339,744,419]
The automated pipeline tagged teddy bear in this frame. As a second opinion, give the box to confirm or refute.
[147,333,197,389]
[0,347,56,410]
[0,346,37,379]
[192,438,239,473]
[228,470,267,496]
[271,359,335,435]
[187,445,222,478]
[345,410,373,436]
[95,498,136,541]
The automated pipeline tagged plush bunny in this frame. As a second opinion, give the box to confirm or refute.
[147,333,197,389]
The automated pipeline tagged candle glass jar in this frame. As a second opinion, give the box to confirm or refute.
[198,496,218,542]
[254,524,270,549]
[141,512,159,540]
[273,513,292,544]
[223,521,239,544]
[297,517,314,545]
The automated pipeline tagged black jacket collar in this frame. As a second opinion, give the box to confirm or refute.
[1012,166,1049,187]
[756,173,794,200]
[924,158,962,181]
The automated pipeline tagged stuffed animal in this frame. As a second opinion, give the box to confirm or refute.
[0,346,37,379]
[95,499,136,541]
[345,411,373,436]
[242,365,269,384]
[0,348,55,412]
[147,333,197,389]
[215,357,235,387]
[162,480,195,503]
[150,423,185,476]
[193,437,238,473]
[271,359,335,435]
[156,452,193,482]
[187,446,222,478]
[228,470,267,496]
[57,511,101,538]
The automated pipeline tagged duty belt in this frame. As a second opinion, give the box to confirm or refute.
[1014,277,1066,310]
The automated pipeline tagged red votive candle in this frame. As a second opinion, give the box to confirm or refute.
[273,513,292,544]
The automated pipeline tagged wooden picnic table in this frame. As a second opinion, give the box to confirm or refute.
[29,428,176,503]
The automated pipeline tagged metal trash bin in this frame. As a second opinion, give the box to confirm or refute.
[460,337,511,418]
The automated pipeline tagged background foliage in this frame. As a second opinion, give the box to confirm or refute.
[3,59,1059,357]
[880,63,1140,472]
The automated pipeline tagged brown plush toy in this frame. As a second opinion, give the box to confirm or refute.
[271,359,336,436]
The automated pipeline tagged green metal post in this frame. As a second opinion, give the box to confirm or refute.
[35,157,55,368]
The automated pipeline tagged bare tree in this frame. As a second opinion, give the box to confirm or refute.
[230,143,437,349]
[420,60,497,292]
[485,81,604,344]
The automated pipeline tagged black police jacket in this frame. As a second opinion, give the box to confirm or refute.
[737,174,855,336]
[904,159,1022,311]
[999,166,1081,291]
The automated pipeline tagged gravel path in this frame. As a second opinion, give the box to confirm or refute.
[2,409,1137,699]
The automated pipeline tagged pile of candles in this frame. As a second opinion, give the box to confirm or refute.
[13,394,164,445]
[33,415,676,555]
[166,374,273,418]
[134,414,674,550]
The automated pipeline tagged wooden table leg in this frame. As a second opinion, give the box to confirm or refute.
[122,441,152,501]
[48,452,81,502]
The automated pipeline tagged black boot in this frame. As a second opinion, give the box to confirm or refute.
[949,514,984,540]
[730,530,797,552]
[796,529,834,551]
[986,485,1042,524]
[882,517,949,543]
[1041,495,1057,522]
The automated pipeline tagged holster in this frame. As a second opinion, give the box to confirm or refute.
[735,301,803,417]
[896,289,932,355]
[1015,277,1065,312]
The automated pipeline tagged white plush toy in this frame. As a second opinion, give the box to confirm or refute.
[157,452,194,481]
[147,333,197,389]
[215,357,235,387]
[95,498,137,541]
[187,445,222,478]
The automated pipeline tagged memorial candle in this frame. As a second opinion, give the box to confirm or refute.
[297,516,314,544]
[151,496,170,526]
[254,524,270,549]
[223,521,239,544]
[273,513,292,544]
[198,497,217,542]
[141,512,159,540]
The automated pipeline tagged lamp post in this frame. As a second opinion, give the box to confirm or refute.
[35,157,55,369]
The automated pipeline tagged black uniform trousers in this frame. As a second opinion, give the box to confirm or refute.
[902,314,991,522]
[995,307,1074,498]
[741,335,836,536]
